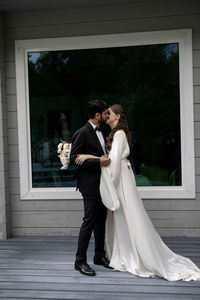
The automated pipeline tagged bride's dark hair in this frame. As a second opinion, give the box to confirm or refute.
[106,104,132,152]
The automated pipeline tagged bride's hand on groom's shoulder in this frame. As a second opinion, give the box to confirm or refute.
[100,155,111,167]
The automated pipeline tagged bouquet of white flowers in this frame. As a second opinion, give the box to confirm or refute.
[57,140,72,170]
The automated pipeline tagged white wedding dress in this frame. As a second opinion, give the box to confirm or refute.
[100,129,200,281]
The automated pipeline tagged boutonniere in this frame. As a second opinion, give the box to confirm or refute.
[57,139,72,169]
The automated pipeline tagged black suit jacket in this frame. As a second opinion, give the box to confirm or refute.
[70,121,106,195]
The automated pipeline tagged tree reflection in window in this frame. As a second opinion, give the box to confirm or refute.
[28,43,181,187]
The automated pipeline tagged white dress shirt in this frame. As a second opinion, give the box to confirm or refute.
[88,121,106,154]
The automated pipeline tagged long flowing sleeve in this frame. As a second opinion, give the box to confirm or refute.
[108,130,126,187]
[100,130,126,211]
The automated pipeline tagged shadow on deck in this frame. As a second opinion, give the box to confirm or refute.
[0,236,200,299]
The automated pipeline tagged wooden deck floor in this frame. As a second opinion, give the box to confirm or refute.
[0,236,200,299]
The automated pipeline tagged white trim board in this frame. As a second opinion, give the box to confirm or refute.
[15,29,195,200]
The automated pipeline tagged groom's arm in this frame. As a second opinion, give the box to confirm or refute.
[70,129,101,171]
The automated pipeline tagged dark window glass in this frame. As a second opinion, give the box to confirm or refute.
[28,43,181,187]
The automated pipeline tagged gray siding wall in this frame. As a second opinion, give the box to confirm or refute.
[0,12,11,239]
[3,0,200,237]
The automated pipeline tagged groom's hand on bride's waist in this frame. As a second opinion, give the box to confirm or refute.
[100,155,111,167]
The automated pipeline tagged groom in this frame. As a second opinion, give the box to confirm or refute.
[70,99,111,276]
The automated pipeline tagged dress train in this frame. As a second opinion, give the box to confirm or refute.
[100,130,200,281]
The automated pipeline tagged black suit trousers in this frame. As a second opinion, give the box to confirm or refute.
[76,192,107,263]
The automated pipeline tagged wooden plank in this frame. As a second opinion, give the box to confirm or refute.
[0,271,200,287]
[8,128,19,146]
[0,236,80,242]
[7,95,17,111]
[194,50,200,68]
[5,44,15,62]
[194,69,200,86]
[0,254,199,263]
[10,196,83,211]
[9,196,200,211]
[6,61,16,79]
[0,244,199,251]
[11,227,80,236]
[195,139,200,157]
[0,290,198,300]
[11,211,83,227]
[5,14,200,45]
[156,228,200,237]
[196,158,200,175]
[0,243,199,254]
[5,1,200,28]
[194,32,200,50]
[11,211,200,228]
[194,87,200,105]
[3,236,200,242]
[0,281,200,295]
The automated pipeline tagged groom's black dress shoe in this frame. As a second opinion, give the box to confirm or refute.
[74,262,96,276]
[93,256,113,269]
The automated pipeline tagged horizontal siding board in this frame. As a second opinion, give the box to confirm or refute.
[193,50,200,67]
[5,62,16,79]
[194,86,200,104]
[12,227,80,236]
[5,14,200,45]
[10,195,200,211]
[8,144,19,162]
[194,68,200,85]
[7,95,17,112]
[9,162,19,178]
[196,160,200,175]
[1,243,199,250]
[194,104,200,121]
[196,175,200,192]
[193,32,200,49]
[5,1,200,28]
[11,211,200,228]
[12,211,83,227]
[9,177,20,195]
[6,78,16,95]
[195,140,200,157]
[7,128,18,145]
[7,111,17,129]
[5,44,15,62]
[195,122,200,139]
[10,227,200,237]
[11,197,83,211]
[3,137,8,155]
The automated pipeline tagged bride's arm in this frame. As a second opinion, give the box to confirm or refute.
[75,154,100,165]
[108,130,126,186]
[75,154,110,167]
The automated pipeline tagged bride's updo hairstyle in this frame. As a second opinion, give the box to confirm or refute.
[106,104,132,152]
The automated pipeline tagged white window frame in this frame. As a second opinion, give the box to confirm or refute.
[15,28,195,200]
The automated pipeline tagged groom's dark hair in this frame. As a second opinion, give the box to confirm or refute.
[88,99,109,119]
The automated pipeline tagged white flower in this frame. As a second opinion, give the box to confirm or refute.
[63,143,70,150]
[57,143,63,149]
[57,141,72,169]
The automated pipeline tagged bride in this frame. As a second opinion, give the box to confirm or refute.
[75,104,200,281]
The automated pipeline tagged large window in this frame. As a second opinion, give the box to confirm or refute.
[15,29,195,199]
[28,44,180,188]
